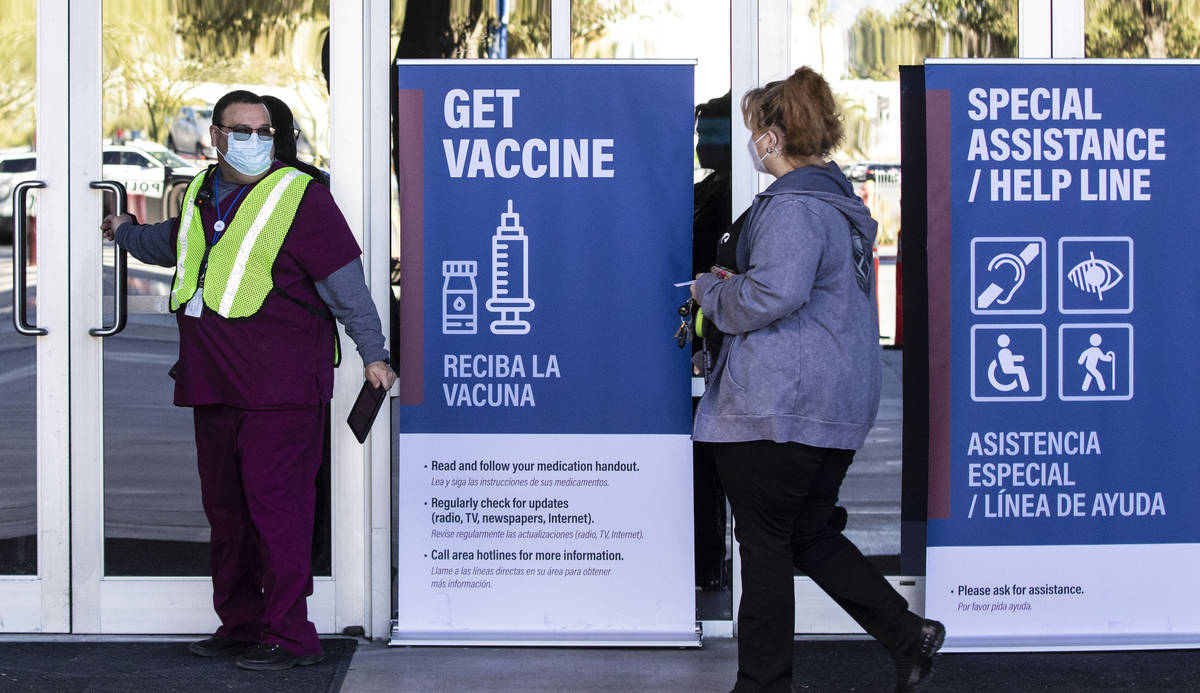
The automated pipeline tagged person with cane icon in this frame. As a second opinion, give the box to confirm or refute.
[1078,333,1115,392]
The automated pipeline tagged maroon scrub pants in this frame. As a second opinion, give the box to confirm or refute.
[193,403,327,657]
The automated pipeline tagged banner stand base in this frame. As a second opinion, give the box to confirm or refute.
[944,633,1200,653]
[390,623,702,648]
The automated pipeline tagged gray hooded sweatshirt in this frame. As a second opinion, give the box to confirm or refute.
[692,162,881,450]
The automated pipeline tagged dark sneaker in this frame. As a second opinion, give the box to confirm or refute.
[895,619,945,693]
[235,643,324,671]
[188,635,255,657]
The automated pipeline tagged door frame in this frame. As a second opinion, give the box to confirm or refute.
[327,0,393,641]
[3,0,391,636]
[62,0,233,635]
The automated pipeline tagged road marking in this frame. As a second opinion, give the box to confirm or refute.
[0,352,175,385]
[0,364,35,385]
[104,352,177,366]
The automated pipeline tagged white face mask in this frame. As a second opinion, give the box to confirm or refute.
[747,132,771,174]
[222,133,273,176]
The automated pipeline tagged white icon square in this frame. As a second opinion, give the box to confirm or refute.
[1058,237,1133,314]
[971,237,1047,315]
[971,324,1046,402]
[1058,323,1133,401]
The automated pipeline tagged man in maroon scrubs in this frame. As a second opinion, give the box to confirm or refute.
[101,90,394,671]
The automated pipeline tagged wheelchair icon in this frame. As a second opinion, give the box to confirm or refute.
[986,334,1030,393]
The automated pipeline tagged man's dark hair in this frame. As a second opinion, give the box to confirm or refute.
[212,89,265,127]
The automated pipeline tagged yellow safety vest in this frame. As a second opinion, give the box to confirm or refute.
[169,166,341,365]
[169,166,311,318]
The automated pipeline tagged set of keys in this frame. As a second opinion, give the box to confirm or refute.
[674,297,697,348]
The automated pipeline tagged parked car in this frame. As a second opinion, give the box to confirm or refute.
[863,162,901,183]
[167,105,215,159]
[0,149,37,243]
[848,161,870,181]
[1,142,202,243]
[102,141,204,222]
[849,161,901,182]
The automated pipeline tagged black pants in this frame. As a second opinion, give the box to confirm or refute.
[714,440,921,693]
[693,439,727,589]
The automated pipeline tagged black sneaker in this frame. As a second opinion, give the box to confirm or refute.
[235,643,324,671]
[188,635,255,657]
[895,619,945,693]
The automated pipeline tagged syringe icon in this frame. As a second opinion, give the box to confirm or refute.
[485,199,535,334]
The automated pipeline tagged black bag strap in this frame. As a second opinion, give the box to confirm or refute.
[272,286,342,367]
[272,286,333,321]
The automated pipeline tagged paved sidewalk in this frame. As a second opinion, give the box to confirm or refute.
[340,637,741,693]
[338,636,1200,692]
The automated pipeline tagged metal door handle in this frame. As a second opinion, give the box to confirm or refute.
[12,180,47,336]
[90,180,128,337]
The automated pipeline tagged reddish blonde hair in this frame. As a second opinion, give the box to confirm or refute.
[742,67,843,158]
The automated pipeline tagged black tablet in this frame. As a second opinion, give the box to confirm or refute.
[347,381,387,444]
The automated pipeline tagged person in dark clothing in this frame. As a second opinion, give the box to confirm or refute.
[691,92,732,591]
[693,92,732,280]
[262,94,328,185]
[262,95,334,578]
[690,67,944,693]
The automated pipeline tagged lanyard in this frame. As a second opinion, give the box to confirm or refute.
[212,169,249,241]
[197,170,250,289]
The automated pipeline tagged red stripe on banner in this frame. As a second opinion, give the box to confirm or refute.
[397,89,424,405]
[926,89,952,520]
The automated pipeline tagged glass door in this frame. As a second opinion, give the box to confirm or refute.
[0,0,338,634]
[0,0,70,633]
[71,0,218,632]
[73,0,336,633]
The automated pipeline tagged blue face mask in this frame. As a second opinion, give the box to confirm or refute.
[221,133,273,176]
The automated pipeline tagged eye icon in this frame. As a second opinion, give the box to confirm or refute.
[1067,252,1124,301]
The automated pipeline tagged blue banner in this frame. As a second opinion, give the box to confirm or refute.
[392,61,697,646]
[924,61,1200,649]
[395,62,694,435]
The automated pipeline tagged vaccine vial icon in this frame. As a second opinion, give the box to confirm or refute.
[485,200,535,334]
[442,260,478,334]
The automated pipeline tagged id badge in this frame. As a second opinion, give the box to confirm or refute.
[184,292,203,318]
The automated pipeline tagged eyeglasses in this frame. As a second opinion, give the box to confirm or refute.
[216,124,275,141]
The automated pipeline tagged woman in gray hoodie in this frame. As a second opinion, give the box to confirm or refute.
[691,67,943,693]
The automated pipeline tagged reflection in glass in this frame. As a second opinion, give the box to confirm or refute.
[1085,0,1200,57]
[100,0,331,577]
[796,1,1017,251]
[392,0,551,59]
[0,0,37,576]
[570,1,730,107]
